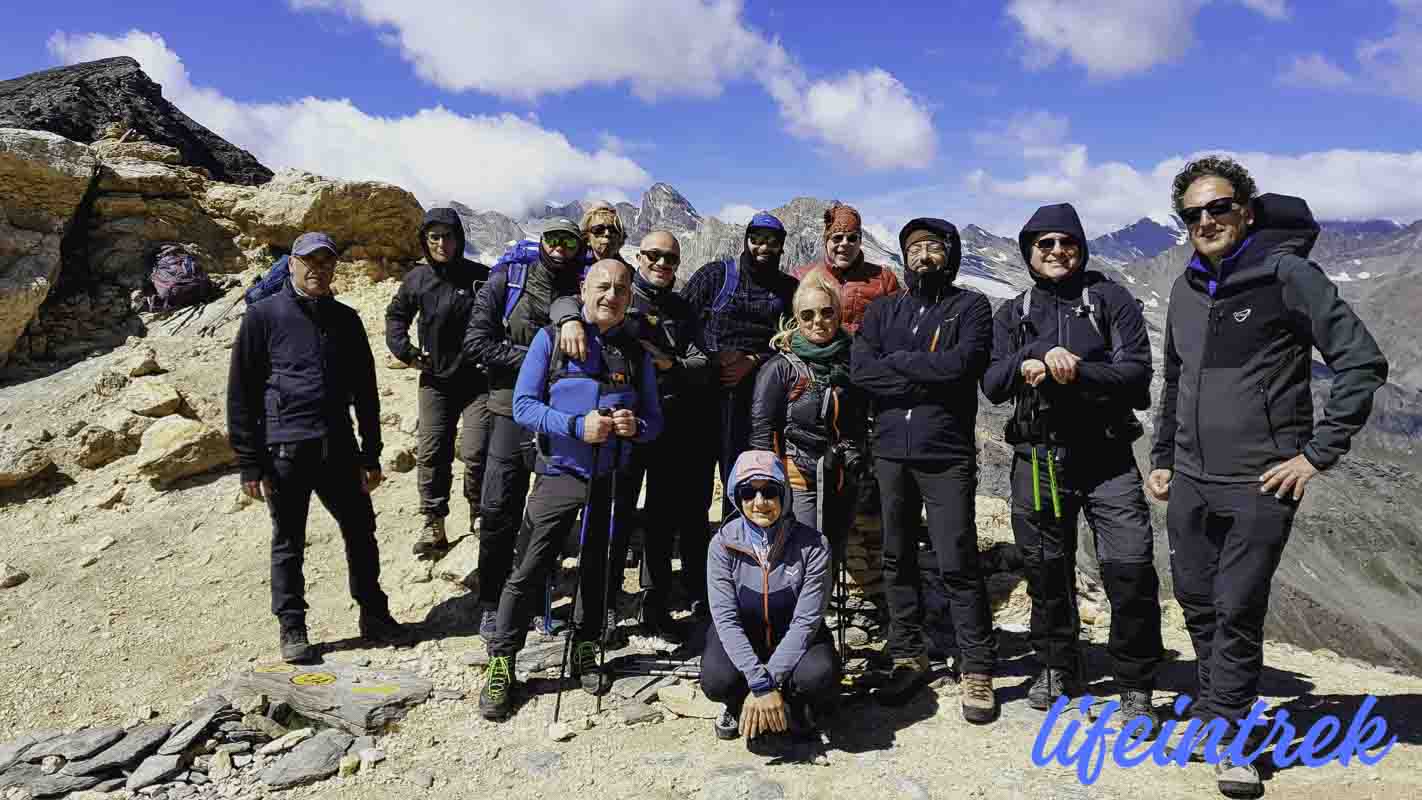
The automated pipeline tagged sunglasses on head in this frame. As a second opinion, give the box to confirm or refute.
[589,225,620,237]
[640,249,680,267]
[798,306,836,323]
[543,232,581,249]
[736,484,779,503]
[1033,236,1079,253]
[1179,197,1240,226]
[829,232,861,245]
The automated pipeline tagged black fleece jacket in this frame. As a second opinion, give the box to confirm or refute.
[982,202,1152,448]
[851,218,993,462]
[385,208,491,380]
[1150,193,1388,481]
[227,281,382,482]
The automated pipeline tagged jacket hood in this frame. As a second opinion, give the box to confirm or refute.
[420,208,468,266]
[1247,193,1320,259]
[898,217,962,293]
[719,450,793,544]
[1018,203,1090,278]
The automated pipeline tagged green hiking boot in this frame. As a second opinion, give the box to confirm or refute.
[479,654,515,720]
[571,640,611,696]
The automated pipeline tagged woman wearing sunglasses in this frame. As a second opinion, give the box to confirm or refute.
[749,278,866,637]
[702,450,838,746]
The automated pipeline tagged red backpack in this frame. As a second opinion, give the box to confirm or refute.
[147,244,216,312]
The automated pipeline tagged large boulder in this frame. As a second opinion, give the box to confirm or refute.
[0,128,98,367]
[0,437,53,489]
[121,378,184,417]
[200,169,423,266]
[130,416,235,487]
[0,57,272,185]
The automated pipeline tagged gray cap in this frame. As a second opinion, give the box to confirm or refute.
[540,218,581,239]
[291,232,338,257]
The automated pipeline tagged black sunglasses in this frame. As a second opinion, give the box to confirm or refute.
[1033,236,1079,253]
[640,249,681,267]
[736,485,779,503]
[828,232,861,244]
[589,225,621,237]
[798,306,836,323]
[1179,197,1240,226]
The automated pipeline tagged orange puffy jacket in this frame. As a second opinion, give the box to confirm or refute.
[792,256,901,334]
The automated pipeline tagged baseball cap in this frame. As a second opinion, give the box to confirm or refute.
[291,232,338,257]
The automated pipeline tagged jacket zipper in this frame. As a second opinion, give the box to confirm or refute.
[1258,352,1293,450]
[1196,297,1215,471]
[723,541,776,651]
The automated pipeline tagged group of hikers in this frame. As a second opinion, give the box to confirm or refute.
[225,155,1387,799]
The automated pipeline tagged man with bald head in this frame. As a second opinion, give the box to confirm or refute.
[479,258,665,720]
[550,232,713,640]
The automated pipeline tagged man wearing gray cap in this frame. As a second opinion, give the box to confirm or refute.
[464,218,587,640]
[228,232,408,663]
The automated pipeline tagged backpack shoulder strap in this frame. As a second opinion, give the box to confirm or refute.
[711,257,739,314]
[502,262,528,327]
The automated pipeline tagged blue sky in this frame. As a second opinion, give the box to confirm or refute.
[6,1,1421,237]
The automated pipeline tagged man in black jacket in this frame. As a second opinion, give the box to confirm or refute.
[851,218,998,723]
[386,208,492,556]
[464,218,585,639]
[227,232,406,664]
[981,203,1162,724]
[1149,156,1387,797]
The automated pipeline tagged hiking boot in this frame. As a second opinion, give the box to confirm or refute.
[479,609,498,641]
[478,654,515,721]
[787,700,821,741]
[1119,689,1159,730]
[876,655,931,706]
[571,640,611,696]
[714,704,741,740]
[358,608,411,646]
[279,621,314,664]
[960,672,999,725]
[639,596,684,647]
[412,516,448,557]
[1215,755,1263,799]
[533,614,566,637]
[1027,667,1083,711]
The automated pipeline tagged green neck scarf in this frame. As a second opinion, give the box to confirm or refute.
[789,330,851,386]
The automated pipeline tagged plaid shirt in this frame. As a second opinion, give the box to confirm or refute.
[680,255,798,355]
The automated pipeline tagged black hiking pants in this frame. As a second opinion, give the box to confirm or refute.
[1167,472,1296,725]
[416,371,491,522]
[267,438,388,623]
[716,371,759,519]
[477,413,534,608]
[630,400,716,614]
[877,457,997,673]
[700,622,840,710]
[1010,445,1163,690]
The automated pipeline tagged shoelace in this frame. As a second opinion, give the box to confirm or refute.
[485,656,511,700]
[575,641,599,672]
[963,676,994,703]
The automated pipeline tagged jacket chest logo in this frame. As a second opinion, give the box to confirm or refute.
[1233,308,1252,323]
[783,563,800,581]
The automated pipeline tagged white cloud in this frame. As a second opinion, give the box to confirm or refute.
[973,110,1072,158]
[1279,53,1356,89]
[1006,0,1290,77]
[715,204,758,225]
[291,0,936,170]
[47,30,650,215]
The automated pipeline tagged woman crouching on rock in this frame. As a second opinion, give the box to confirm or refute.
[701,450,839,744]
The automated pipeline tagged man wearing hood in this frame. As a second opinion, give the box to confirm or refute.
[850,218,998,722]
[1149,157,1386,797]
[981,202,1163,725]
[681,212,799,516]
[386,209,492,556]
[701,450,837,742]
[464,218,586,639]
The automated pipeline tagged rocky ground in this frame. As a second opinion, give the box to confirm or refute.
[1,276,1419,800]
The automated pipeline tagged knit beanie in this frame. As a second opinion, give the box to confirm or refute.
[903,228,945,250]
[823,203,862,239]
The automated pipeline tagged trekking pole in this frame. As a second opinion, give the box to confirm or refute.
[554,441,602,724]
[597,430,625,715]
[1031,444,1056,701]
[198,293,246,337]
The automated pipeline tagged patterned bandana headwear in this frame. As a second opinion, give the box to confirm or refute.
[823,203,862,240]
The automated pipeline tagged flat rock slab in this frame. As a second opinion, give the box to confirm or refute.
[158,696,228,755]
[520,750,562,778]
[703,767,784,800]
[225,662,432,736]
[0,762,102,797]
[655,683,722,719]
[126,752,184,790]
[63,723,170,776]
[27,727,125,762]
[260,729,354,789]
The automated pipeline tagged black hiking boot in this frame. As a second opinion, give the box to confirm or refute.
[876,655,931,706]
[571,640,611,696]
[279,621,315,664]
[479,608,498,640]
[479,654,515,721]
[358,608,411,646]
[1027,667,1083,711]
[1119,689,1159,729]
[412,516,448,558]
[639,594,684,647]
[714,704,741,740]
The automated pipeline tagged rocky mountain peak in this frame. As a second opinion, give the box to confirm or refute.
[1090,217,1184,265]
[633,182,701,237]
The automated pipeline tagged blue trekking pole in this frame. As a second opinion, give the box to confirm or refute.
[554,436,602,724]
[597,413,627,715]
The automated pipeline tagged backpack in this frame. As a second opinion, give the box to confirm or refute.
[1019,285,1150,410]
[533,324,641,466]
[501,262,529,330]
[244,255,291,307]
[147,245,216,311]
[712,257,739,315]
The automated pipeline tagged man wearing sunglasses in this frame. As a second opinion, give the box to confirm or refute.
[851,218,998,723]
[464,218,586,640]
[1149,157,1386,797]
[228,232,406,663]
[386,208,492,557]
[981,202,1163,728]
[792,203,899,334]
[681,212,799,518]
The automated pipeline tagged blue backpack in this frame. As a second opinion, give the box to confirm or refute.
[244,255,291,306]
[712,257,739,314]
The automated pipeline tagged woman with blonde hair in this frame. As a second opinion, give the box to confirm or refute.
[750,276,866,656]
